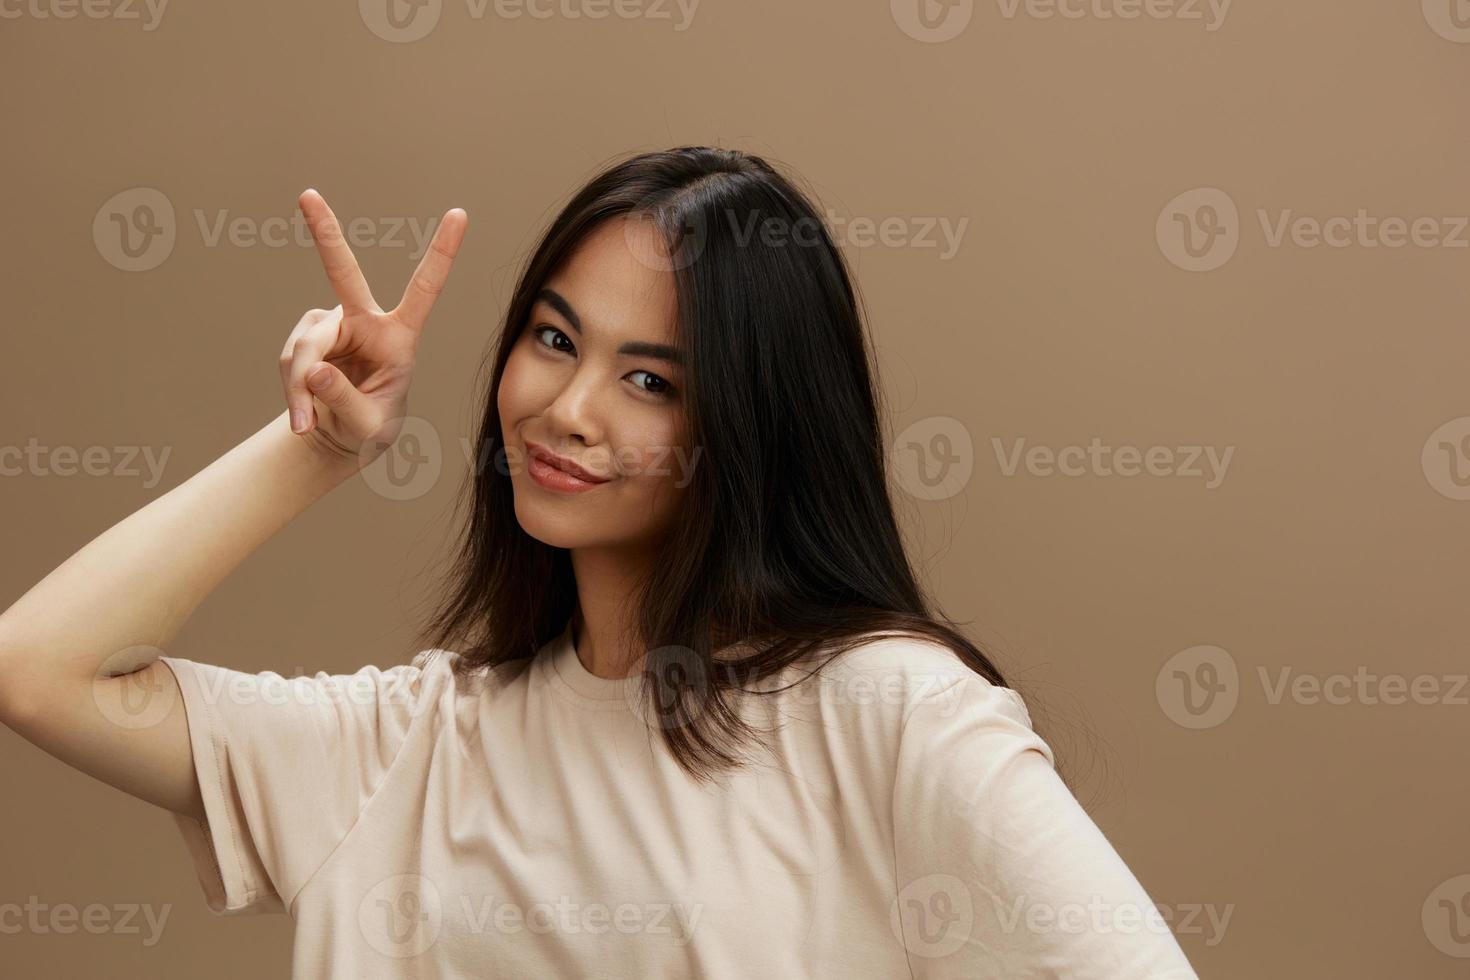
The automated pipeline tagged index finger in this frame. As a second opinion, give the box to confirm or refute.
[298,189,379,315]
[393,208,468,333]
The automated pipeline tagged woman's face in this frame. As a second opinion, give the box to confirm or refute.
[497,215,693,551]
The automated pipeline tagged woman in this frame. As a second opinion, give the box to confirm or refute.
[0,147,1198,977]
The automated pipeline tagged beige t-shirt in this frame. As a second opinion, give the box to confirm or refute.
[158,626,1198,979]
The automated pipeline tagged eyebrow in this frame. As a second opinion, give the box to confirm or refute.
[534,287,684,367]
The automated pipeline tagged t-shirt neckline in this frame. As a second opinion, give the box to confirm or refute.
[545,621,636,705]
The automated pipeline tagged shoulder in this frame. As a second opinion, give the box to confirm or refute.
[817,637,1060,787]
[405,647,478,701]
[406,647,536,705]
[807,633,1036,732]
[406,647,455,683]
[755,633,1056,788]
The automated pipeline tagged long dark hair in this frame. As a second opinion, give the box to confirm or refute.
[421,146,1024,783]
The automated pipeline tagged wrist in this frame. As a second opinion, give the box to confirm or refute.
[272,410,362,485]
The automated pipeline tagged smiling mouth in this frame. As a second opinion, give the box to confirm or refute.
[524,442,611,493]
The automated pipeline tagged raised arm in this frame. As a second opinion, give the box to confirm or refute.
[0,190,466,820]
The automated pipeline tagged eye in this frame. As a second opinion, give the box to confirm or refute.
[530,324,678,400]
[628,369,677,399]
[532,324,575,354]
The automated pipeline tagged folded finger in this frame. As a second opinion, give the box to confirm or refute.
[284,317,343,433]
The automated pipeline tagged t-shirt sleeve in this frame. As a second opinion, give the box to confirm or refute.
[890,669,1200,978]
[157,651,441,917]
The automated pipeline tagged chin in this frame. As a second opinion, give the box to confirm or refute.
[513,500,577,549]
[513,496,672,554]
[512,494,609,550]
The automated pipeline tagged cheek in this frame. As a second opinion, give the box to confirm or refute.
[497,347,535,426]
[611,419,688,488]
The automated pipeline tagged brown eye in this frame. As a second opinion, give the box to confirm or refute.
[628,369,677,399]
[533,325,574,353]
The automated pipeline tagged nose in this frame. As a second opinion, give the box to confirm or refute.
[542,364,605,449]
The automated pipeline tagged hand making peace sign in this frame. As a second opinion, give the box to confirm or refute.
[280,189,468,465]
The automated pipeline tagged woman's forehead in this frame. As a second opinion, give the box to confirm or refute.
[542,218,680,342]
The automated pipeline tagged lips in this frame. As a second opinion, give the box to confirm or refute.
[524,442,610,484]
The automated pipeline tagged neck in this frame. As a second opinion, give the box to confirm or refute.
[569,545,650,680]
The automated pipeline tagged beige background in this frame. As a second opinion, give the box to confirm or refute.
[4,0,1468,975]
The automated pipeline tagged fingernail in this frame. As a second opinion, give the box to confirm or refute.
[290,409,306,433]
[308,366,330,391]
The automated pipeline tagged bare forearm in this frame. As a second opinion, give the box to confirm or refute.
[0,409,357,687]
